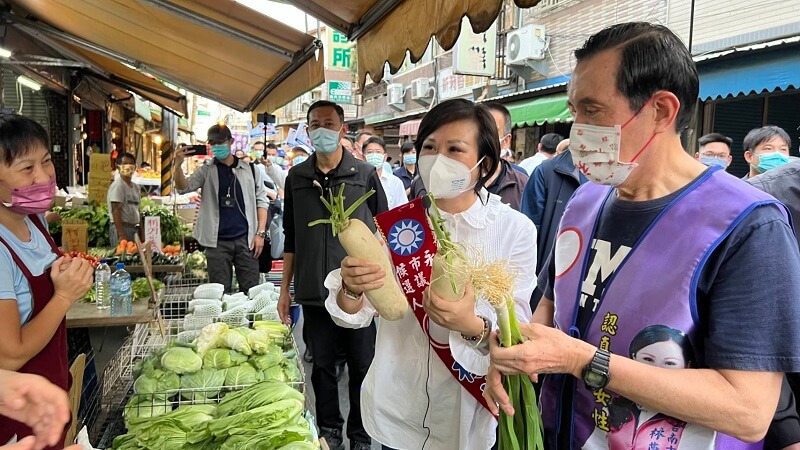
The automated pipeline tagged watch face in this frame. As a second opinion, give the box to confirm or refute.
[584,369,608,388]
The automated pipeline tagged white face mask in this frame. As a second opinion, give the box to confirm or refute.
[569,124,637,186]
[418,154,485,199]
[568,101,655,187]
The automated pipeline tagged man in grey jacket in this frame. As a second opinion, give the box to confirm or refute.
[175,124,269,294]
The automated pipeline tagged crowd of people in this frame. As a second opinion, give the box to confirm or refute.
[1,19,800,450]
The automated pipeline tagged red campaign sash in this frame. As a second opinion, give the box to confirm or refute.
[374,198,493,414]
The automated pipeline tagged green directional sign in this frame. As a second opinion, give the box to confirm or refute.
[328,81,353,104]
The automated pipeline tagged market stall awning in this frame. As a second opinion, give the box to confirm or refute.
[285,0,540,85]
[5,0,324,113]
[63,43,188,117]
[507,93,572,128]
[696,42,800,101]
[399,118,421,136]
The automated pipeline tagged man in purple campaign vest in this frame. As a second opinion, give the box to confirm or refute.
[483,22,800,450]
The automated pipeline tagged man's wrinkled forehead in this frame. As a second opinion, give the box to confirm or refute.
[568,49,624,108]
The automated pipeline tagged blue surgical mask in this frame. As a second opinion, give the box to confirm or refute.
[403,154,416,165]
[309,127,341,155]
[293,156,308,165]
[211,144,230,160]
[755,152,790,173]
[365,153,384,168]
[699,155,728,169]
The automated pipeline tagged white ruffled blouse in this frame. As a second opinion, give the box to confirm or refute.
[324,191,537,450]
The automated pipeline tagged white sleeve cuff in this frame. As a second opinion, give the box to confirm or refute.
[323,269,377,329]
[448,298,498,376]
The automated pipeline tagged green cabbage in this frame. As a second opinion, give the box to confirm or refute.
[195,322,229,356]
[283,361,302,383]
[180,368,227,401]
[225,364,259,386]
[160,347,202,374]
[133,369,180,395]
[249,345,284,370]
[262,365,287,383]
[220,329,252,355]
[203,349,248,369]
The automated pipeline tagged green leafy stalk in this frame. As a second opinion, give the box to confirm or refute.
[308,183,374,236]
[496,297,544,450]
[425,193,465,293]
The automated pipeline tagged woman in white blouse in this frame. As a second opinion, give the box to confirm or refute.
[324,98,537,450]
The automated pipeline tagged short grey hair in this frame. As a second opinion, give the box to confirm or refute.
[743,125,791,154]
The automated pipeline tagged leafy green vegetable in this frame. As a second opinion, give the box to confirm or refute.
[203,349,248,369]
[195,322,229,356]
[282,361,302,383]
[123,395,171,426]
[249,346,283,371]
[215,381,303,419]
[180,368,227,401]
[224,364,258,387]
[277,442,319,450]
[160,347,202,374]
[114,404,215,449]
[140,198,189,244]
[220,329,252,355]
[131,278,164,301]
[133,369,180,396]
[189,399,304,443]
[49,203,111,247]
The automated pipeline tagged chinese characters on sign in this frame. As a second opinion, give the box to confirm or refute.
[328,81,353,104]
[62,219,88,253]
[437,68,487,101]
[88,153,113,204]
[144,216,161,253]
[453,17,497,77]
[327,30,356,72]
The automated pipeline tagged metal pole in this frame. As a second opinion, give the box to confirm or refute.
[688,0,696,53]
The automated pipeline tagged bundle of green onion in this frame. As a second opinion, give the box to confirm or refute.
[473,261,544,450]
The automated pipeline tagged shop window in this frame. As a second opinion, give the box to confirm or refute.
[766,92,800,157]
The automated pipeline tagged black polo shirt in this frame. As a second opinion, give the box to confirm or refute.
[216,158,248,240]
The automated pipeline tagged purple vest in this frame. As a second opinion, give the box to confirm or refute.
[541,168,784,449]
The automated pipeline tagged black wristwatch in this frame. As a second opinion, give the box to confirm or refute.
[256,230,268,238]
[582,348,611,390]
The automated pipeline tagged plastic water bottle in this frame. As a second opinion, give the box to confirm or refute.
[111,263,132,316]
[95,259,111,310]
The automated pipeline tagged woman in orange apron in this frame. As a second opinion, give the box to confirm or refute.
[0,114,93,449]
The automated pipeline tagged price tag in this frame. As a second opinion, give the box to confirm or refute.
[62,219,88,253]
[144,216,161,253]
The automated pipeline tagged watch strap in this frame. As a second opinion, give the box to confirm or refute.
[583,348,611,390]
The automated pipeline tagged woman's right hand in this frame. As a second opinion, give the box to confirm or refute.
[50,257,94,307]
[341,256,384,295]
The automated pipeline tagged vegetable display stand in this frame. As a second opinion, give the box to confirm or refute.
[88,333,137,448]
[66,296,160,328]
[124,263,184,274]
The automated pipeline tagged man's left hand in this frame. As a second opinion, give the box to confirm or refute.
[489,323,595,380]
[251,234,265,258]
[422,284,482,336]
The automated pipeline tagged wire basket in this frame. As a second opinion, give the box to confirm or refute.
[124,337,305,420]
[88,334,136,447]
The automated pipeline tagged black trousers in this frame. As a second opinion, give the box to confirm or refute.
[303,304,376,443]
[205,235,260,294]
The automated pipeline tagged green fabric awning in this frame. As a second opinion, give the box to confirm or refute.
[508,93,572,128]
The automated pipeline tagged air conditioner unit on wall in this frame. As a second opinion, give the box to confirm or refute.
[387,83,406,111]
[411,78,433,103]
[506,24,550,79]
